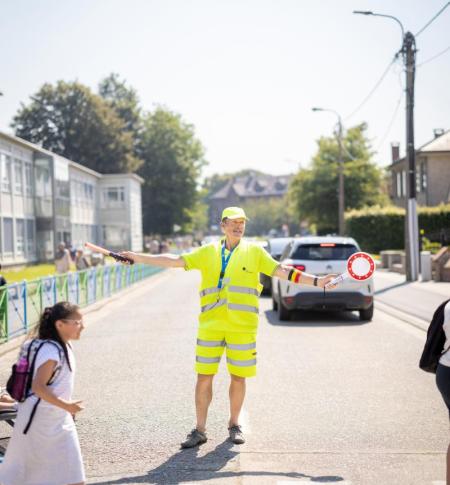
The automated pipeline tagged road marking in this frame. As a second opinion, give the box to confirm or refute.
[277,478,350,485]
[241,408,251,435]
[432,481,445,485]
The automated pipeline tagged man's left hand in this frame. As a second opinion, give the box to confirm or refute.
[317,274,339,289]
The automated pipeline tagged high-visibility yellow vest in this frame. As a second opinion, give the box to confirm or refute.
[182,240,279,332]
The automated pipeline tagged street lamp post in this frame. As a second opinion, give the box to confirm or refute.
[312,107,345,236]
[353,10,419,282]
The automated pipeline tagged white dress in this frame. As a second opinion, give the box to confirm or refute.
[0,341,85,485]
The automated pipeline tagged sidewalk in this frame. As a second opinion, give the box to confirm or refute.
[374,269,450,324]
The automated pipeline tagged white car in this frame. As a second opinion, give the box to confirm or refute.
[272,236,374,322]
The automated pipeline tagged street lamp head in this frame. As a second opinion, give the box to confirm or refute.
[353,10,373,15]
[311,107,323,112]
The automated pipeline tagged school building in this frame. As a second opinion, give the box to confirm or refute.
[0,131,144,267]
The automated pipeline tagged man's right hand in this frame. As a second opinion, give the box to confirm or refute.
[119,251,139,264]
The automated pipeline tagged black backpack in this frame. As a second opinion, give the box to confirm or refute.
[419,299,450,373]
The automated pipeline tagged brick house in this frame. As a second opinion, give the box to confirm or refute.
[207,171,292,230]
[389,129,450,207]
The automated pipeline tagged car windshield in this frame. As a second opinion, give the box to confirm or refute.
[290,243,358,261]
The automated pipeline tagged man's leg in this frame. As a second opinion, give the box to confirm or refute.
[229,374,246,427]
[181,330,224,448]
[196,373,214,433]
[225,332,257,445]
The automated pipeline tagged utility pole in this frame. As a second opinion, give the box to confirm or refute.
[337,117,345,236]
[312,107,345,235]
[353,10,420,282]
[403,31,419,281]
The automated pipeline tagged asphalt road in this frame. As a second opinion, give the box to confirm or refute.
[0,269,448,484]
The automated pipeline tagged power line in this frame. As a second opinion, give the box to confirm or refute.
[415,1,450,37]
[417,44,450,67]
[344,56,398,121]
[375,89,403,152]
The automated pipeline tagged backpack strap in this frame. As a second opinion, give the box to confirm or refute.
[22,340,66,434]
[43,340,65,385]
[25,341,49,398]
[26,340,65,397]
[23,398,41,435]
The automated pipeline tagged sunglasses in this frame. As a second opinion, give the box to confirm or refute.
[61,318,84,326]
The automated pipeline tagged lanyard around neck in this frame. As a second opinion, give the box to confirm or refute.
[218,242,236,289]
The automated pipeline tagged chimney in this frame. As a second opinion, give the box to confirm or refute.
[391,142,400,163]
[433,128,444,138]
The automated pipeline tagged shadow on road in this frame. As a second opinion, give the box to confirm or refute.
[92,439,345,484]
[264,308,369,328]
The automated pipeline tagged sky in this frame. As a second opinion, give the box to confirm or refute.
[0,0,449,178]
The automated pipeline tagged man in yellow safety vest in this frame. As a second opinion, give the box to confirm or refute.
[121,207,337,448]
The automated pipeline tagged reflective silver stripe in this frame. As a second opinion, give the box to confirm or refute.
[197,339,225,348]
[227,357,257,367]
[228,303,259,313]
[199,278,231,297]
[226,342,256,351]
[199,287,220,297]
[196,356,221,364]
[201,299,227,313]
[228,285,259,296]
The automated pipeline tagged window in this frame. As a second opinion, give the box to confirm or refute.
[14,159,23,194]
[1,154,12,193]
[35,165,51,197]
[416,164,421,193]
[26,219,35,255]
[16,219,25,254]
[102,187,125,208]
[290,243,358,261]
[402,170,407,198]
[24,163,33,196]
[421,161,427,190]
[3,218,13,253]
[396,172,402,197]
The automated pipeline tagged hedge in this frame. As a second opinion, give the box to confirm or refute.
[345,204,450,253]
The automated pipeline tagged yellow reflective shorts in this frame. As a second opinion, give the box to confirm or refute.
[195,329,257,378]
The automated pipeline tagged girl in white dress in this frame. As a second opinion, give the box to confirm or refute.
[0,301,86,485]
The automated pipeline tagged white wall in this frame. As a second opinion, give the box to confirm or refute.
[0,136,37,266]
[69,165,99,248]
[98,176,143,251]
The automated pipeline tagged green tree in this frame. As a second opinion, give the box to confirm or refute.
[289,123,387,233]
[12,81,141,173]
[138,107,206,235]
[98,73,142,142]
[244,196,294,236]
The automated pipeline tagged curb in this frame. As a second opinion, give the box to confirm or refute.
[375,299,428,332]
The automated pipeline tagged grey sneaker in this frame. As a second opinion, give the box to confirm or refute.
[181,428,207,449]
[228,424,245,444]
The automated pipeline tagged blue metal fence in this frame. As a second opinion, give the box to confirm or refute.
[0,263,163,343]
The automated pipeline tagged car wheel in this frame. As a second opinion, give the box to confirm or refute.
[277,287,291,321]
[359,303,374,321]
[272,295,278,311]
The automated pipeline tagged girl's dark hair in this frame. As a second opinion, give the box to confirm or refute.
[35,301,79,371]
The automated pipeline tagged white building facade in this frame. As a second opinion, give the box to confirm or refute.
[0,132,144,266]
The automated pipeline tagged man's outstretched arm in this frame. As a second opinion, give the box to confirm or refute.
[120,251,186,268]
[273,264,337,289]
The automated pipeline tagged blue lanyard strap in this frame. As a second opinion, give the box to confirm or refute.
[218,243,235,289]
